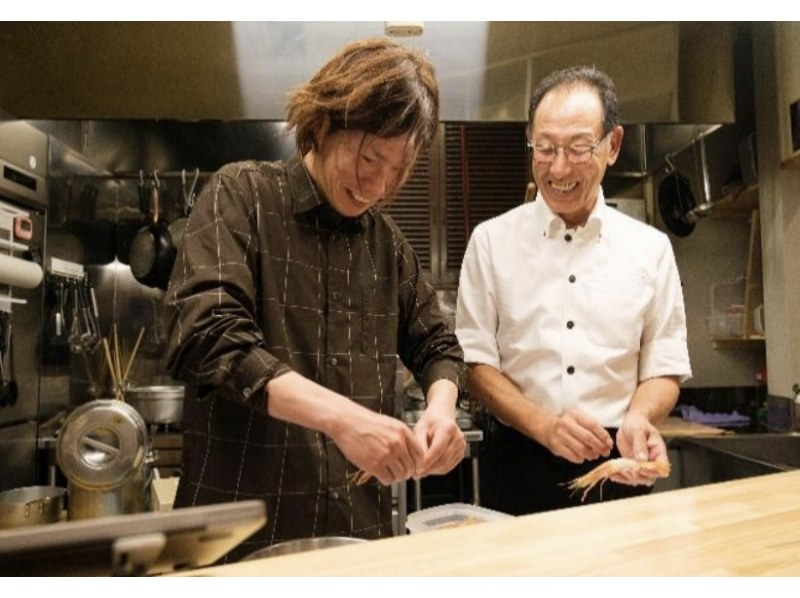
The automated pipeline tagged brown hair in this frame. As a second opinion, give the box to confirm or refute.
[287,37,439,162]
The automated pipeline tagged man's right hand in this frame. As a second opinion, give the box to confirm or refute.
[266,371,425,486]
[330,409,425,486]
[542,409,613,463]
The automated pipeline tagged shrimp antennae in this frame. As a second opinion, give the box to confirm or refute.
[565,458,671,502]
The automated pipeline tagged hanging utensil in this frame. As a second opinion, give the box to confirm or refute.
[168,167,199,252]
[0,312,18,407]
[129,172,177,290]
[80,277,101,352]
[67,279,83,354]
[142,290,167,357]
[117,172,150,265]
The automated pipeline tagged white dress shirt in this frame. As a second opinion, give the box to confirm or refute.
[456,190,692,427]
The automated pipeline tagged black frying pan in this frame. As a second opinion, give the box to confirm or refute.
[129,181,176,290]
[657,172,697,237]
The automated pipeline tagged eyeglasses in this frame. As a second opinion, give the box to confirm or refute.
[527,132,610,165]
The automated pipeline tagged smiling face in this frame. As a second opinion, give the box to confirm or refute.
[530,83,623,228]
[304,129,414,218]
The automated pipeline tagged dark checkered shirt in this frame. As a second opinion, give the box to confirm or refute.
[165,154,465,561]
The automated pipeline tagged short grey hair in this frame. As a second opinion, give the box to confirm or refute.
[527,65,619,138]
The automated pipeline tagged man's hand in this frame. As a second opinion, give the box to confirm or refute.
[541,409,613,464]
[413,380,466,478]
[612,411,669,486]
[266,371,425,486]
[332,409,426,486]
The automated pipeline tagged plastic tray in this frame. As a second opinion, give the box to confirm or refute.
[405,503,512,533]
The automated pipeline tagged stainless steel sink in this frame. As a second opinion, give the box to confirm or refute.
[670,433,800,489]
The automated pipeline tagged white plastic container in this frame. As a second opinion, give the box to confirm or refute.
[405,503,512,533]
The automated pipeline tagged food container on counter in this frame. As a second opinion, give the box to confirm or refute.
[405,502,512,533]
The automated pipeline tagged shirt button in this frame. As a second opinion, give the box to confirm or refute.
[332,291,340,301]
[242,386,252,396]
[566,320,575,329]
[330,357,339,366]
[331,491,339,500]
[567,366,575,375]
[565,234,572,242]
[568,274,576,283]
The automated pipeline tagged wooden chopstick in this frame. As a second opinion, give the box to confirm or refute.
[123,326,146,383]
[101,337,119,398]
[112,323,123,387]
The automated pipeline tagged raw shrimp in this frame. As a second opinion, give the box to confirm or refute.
[565,458,671,502]
[347,470,372,486]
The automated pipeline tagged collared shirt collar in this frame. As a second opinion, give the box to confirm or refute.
[535,187,606,240]
[287,154,367,233]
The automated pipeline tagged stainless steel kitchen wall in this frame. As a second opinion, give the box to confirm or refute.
[38,120,298,415]
[0,121,48,490]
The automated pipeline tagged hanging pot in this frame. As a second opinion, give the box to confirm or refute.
[129,181,177,290]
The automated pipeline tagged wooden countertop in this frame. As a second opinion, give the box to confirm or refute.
[187,470,800,576]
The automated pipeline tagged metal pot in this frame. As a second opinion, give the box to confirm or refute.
[0,485,66,529]
[125,384,185,425]
[242,536,367,561]
[57,400,151,520]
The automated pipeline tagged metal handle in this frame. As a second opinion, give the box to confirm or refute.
[80,435,121,457]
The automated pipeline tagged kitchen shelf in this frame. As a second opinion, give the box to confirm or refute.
[711,336,765,350]
[781,149,800,170]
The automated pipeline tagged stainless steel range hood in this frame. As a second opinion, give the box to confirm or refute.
[0,22,737,124]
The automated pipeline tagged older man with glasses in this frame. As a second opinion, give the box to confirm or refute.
[455,65,692,515]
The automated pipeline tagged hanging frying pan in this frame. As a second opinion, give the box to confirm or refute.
[116,174,149,265]
[129,178,176,290]
[657,172,697,237]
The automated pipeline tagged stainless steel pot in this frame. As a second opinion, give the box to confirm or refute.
[0,485,66,529]
[125,384,184,425]
[57,400,151,520]
[242,537,367,561]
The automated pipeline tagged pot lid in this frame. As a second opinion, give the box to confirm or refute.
[657,172,697,237]
[56,400,148,490]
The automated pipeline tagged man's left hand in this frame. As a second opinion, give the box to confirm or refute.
[612,412,669,486]
[413,380,466,478]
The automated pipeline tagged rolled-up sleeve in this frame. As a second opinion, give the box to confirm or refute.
[638,240,692,383]
[455,226,501,369]
[165,165,291,415]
